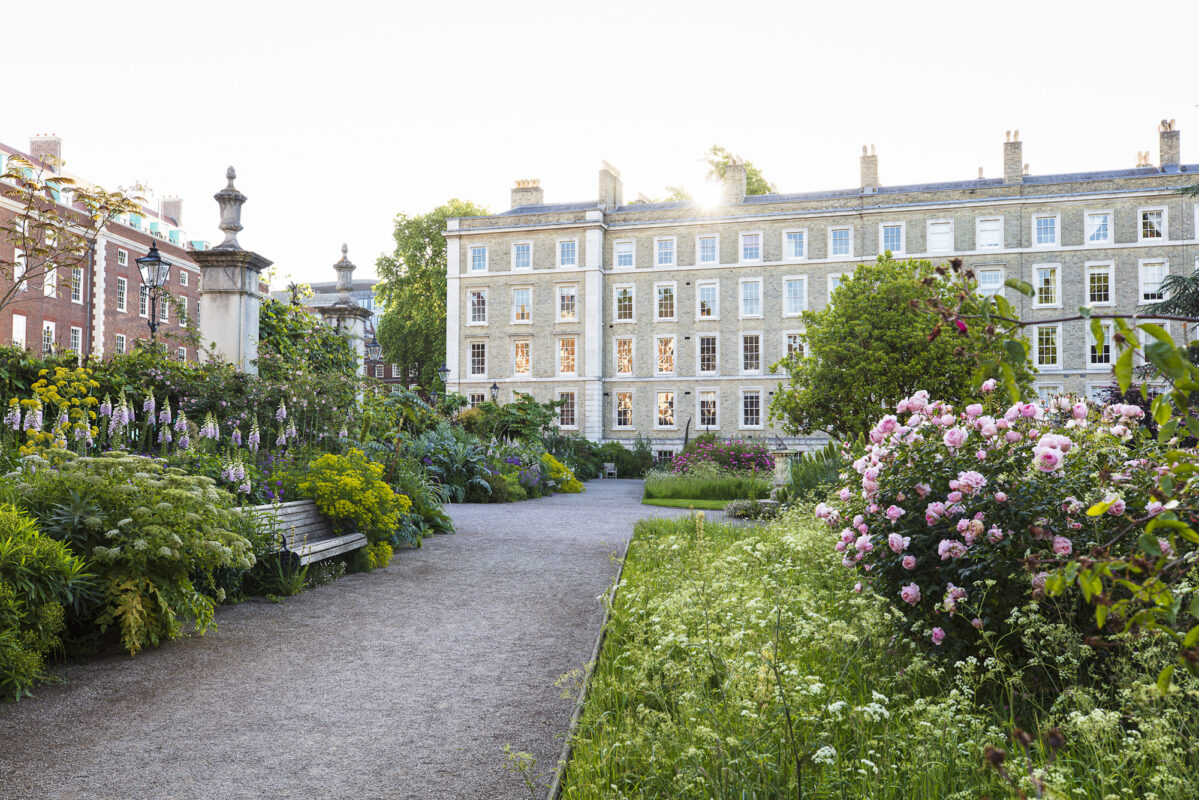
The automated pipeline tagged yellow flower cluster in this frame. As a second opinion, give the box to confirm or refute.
[541,452,583,493]
[299,449,410,542]
[17,366,100,454]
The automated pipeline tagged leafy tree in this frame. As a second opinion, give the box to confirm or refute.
[703,145,775,196]
[256,297,357,381]
[769,255,1033,439]
[1,154,143,317]
[375,199,488,389]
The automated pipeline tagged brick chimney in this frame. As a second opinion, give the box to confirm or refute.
[860,144,879,193]
[1003,130,1022,185]
[1159,119,1180,172]
[30,134,62,169]
[598,161,623,209]
[510,178,544,209]
[720,157,746,205]
[161,196,183,227]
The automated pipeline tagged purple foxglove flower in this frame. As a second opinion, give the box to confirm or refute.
[159,427,172,444]
[178,434,190,450]
[276,433,287,447]
[174,414,188,433]
[231,429,242,446]
[238,481,250,494]
[276,401,287,422]
[99,397,112,417]
[234,463,246,481]
[144,394,156,414]
[159,407,171,425]
[339,428,348,439]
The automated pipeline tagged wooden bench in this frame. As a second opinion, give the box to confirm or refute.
[242,499,368,565]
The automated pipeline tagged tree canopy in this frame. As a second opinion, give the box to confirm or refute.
[643,145,775,203]
[375,199,489,389]
[769,256,1034,440]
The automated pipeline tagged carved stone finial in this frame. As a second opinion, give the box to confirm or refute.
[213,166,247,251]
[334,244,355,302]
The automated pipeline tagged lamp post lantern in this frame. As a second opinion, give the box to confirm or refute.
[365,336,382,362]
[135,242,171,343]
[437,362,450,389]
[490,382,500,403]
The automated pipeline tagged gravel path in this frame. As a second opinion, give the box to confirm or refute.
[0,479,711,800]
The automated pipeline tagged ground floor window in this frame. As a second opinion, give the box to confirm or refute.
[741,390,762,428]
[656,391,675,428]
[558,391,576,428]
[469,393,485,407]
[615,392,633,428]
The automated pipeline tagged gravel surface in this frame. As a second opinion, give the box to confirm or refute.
[0,479,711,800]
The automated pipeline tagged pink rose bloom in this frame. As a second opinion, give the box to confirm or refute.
[1052,536,1073,556]
[931,627,946,646]
[866,504,879,514]
[902,555,916,570]
[853,514,864,527]
[980,422,998,438]
[1032,571,1050,595]
[955,470,987,494]
[853,582,863,593]
[956,519,970,533]
[842,555,856,569]
[971,617,983,630]
[854,534,874,553]
[965,403,983,418]
[838,487,853,502]
[878,415,898,434]
[1019,402,1041,419]
[914,483,931,498]
[947,490,963,503]
[976,450,988,461]
[1037,433,1073,453]
[885,505,905,521]
[939,414,955,427]
[834,540,847,552]
[986,525,1004,543]
[1146,500,1164,516]
[1107,497,1126,516]
[1034,447,1064,472]
[995,418,1010,430]
[980,379,997,393]
[1158,538,1173,557]
[943,427,968,450]
[938,539,968,560]
[994,492,1007,503]
[1004,430,1022,444]
[888,533,910,553]
[925,501,946,525]
[1072,402,1087,420]
[900,583,922,605]
[896,398,910,414]
[908,391,929,412]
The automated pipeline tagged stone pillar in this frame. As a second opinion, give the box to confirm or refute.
[1159,120,1180,172]
[583,210,604,441]
[316,245,372,376]
[194,167,272,375]
[444,219,462,395]
[860,144,879,193]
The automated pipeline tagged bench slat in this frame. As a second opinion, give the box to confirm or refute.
[238,499,367,564]
[296,533,368,566]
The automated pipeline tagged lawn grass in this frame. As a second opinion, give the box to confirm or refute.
[639,497,728,510]
[642,473,770,501]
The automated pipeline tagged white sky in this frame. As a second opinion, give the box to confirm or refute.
[3,0,1195,286]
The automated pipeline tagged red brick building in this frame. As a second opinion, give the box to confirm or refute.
[1,135,204,361]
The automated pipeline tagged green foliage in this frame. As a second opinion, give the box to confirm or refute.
[770,255,1034,439]
[465,395,563,442]
[779,441,844,505]
[562,513,1199,799]
[297,449,412,545]
[12,452,254,656]
[723,499,781,520]
[257,297,357,380]
[0,504,94,699]
[541,453,582,493]
[403,423,493,503]
[375,199,489,388]
[596,439,655,479]
[642,466,770,502]
[703,144,775,195]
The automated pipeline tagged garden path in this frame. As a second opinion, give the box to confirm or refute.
[0,479,715,800]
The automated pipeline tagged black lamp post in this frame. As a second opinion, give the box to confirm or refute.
[365,336,382,361]
[489,382,500,403]
[135,243,171,343]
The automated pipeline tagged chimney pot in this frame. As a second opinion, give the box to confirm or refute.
[1159,119,1181,171]
[29,134,62,170]
[510,178,544,209]
[1003,130,1023,185]
[860,145,880,193]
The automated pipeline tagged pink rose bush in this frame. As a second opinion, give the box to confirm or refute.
[819,389,1177,658]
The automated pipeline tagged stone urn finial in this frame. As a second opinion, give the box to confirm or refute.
[334,243,355,302]
[213,166,247,250]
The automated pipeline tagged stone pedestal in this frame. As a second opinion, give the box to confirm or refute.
[771,448,795,496]
[317,301,372,376]
[194,248,272,374]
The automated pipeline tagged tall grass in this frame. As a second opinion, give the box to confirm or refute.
[642,472,770,501]
[560,511,1199,799]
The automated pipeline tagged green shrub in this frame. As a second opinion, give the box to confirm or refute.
[298,449,412,545]
[723,498,780,520]
[501,473,527,502]
[596,439,654,479]
[780,440,844,504]
[642,467,770,501]
[541,453,583,493]
[12,451,254,656]
[0,504,94,699]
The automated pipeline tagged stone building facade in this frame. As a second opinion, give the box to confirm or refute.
[446,123,1199,454]
[1,135,204,362]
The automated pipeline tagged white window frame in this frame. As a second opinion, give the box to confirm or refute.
[512,339,531,377]
[654,236,676,267]
[1139,259,1169,302]
[69,326,82,355]
[654,281,677,322]
[374,364,384,378]
[41,321,55,354]
[13,249,26,292]
[695,234,719,266]
[557,336,578,377]
[139,285,149,318]
[43,265,56,298]
[511,286,533,324]
[180,296,188,327]
[1084,262,1115,307]
[975,266,1004,297]
[1032,263,1061,309]
[739,277,763,319]
[975,216,1003,249]
[70,266,83,303]
[828,225,853,259]
[467,288,488,326]
[783,329,805,361]
[612,239,634,270]
[1032,324,1062,371]
[782,275,807,317]
[614,336,635,376]
[557,390,578,430]
[1084,210,1113,246]
[116,248,129,267]
[654,335,676,376]
[556,284,578,323]
[739,388,764,430]
[878,222,906,255]
[1031,214,1060,248]
[613,390,635,430]
[926,219,954,253]
[1138,206,1168,242]
[512,241,533,271]
[469,340,487,377]
[740,332,763,375]
[696,388,720,430]
[782,228,808,261]
[739,231,763,263]
[11,314,26,349]
[696,333,719,376]
[654,390,677,430]
[114,333,126,355]
[695,279,720,320]
[178,270,189,287]
[613,284,635,323]
[1087,319,1114,371]
[469,244,489,273]
[468,393,486,408]
[557,238,579,268]
[1036,384,1063,403]
[827,272,847,304]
